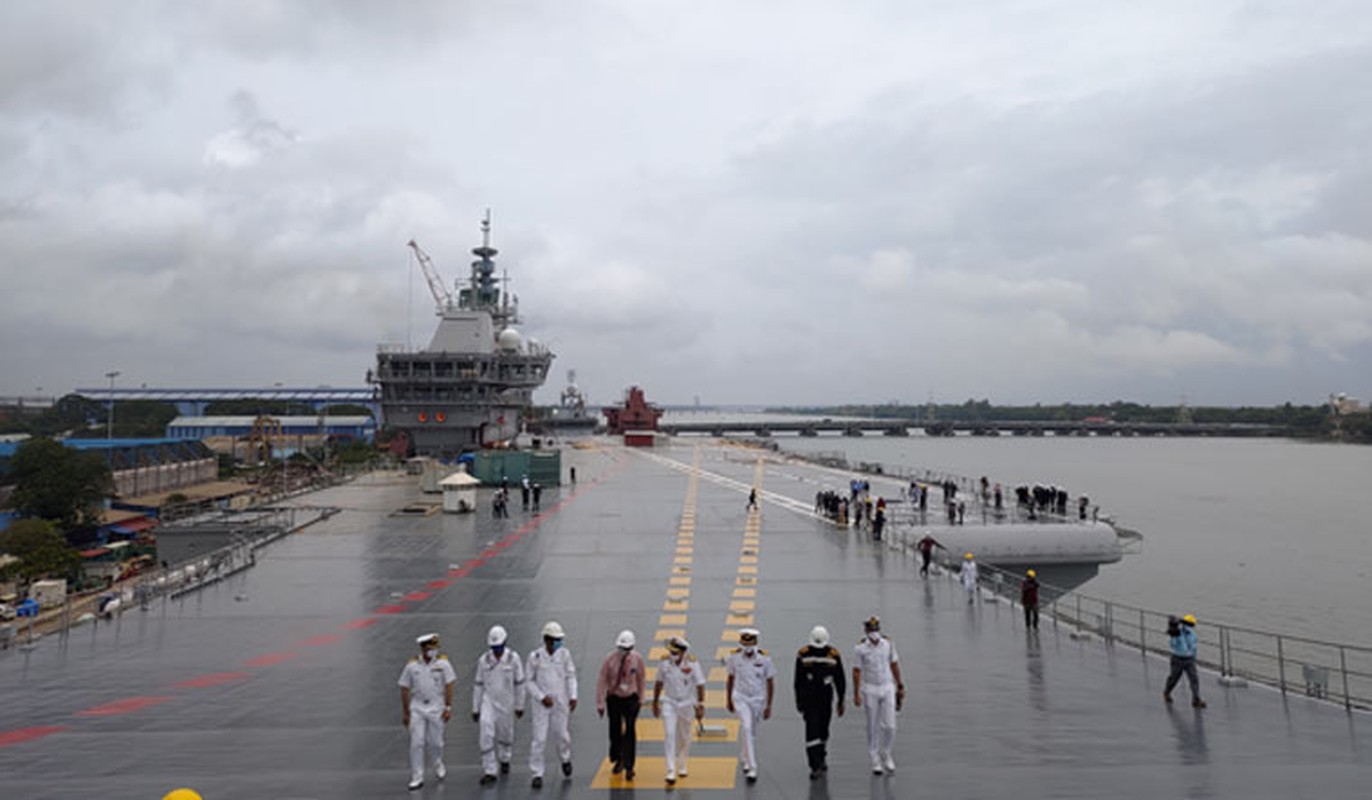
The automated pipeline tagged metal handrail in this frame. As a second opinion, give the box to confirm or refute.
[965,559,1372,712]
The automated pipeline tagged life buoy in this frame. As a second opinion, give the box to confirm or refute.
[417,412,428,423]
[435,412,447,423]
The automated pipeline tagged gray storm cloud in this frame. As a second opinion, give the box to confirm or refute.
[1,0,1369,406]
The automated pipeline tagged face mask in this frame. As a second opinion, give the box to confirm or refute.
[491,645,505,657]
[422,648,436,662]
[867,632,881,643]
[743,645,757,656]
[548,639,562,652]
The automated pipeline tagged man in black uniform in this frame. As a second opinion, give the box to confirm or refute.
[793,625,846,779]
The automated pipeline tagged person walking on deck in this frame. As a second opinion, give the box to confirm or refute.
[595,630,646,780]
[794,625,846,779]
[726,627,775,783]
[651,635,706,785]
[526,621,577,788]
[398,633,456,791]
[473,625,525,785]
[960,552,979,604]
[853,616,904,775]
[916,532,945,577]
[1164,614,1207,708]
[1021,570,1040,630]
[747,487,758,510]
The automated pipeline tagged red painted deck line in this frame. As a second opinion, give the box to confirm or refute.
[243,651,300,668]
[373,604,408,615]
[174,672,252,689]
[426,579,451,590]
[402,591,431,602]
[75,695,174,717]
[299,633,343,647]
[0,725,67,748]
[343,617,378,630]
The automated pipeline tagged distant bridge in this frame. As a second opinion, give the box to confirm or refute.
[657,419,1282,438]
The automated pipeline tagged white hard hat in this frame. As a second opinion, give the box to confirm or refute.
[809,626,830,648]
[487,625,508,646]
[616,629,636,649]
[416,633,439,647]
[542,621,565,639]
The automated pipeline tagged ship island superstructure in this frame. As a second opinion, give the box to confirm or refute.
[372,215,552,458]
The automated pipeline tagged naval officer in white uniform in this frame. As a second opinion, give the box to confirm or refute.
[398,633,457,791]
[852,616,905,775]
[725,627,775,783]
[473,624,526,785]
[651,635,706,785]
[525,621,578,788]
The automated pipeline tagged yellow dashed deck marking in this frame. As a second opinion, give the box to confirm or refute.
[736,565,757,575]
[732,588,756,598]
[674,555,693,565]
[708,666,728,683]
[627,717,740,743]
[654,628,686,641]
[590,756,738,789]
[727,614,753,626]
[663,599,689,611]
[728,600,755,613]
[667,588,690,600]
[739,555,758,565]
[660,613,688,626]
[669,576,691,586]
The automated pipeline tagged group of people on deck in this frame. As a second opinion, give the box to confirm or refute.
[395,616,912,790]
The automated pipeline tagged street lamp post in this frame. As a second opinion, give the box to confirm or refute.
[105,370,120,441]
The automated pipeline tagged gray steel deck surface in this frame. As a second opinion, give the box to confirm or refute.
[1,442,1367,799]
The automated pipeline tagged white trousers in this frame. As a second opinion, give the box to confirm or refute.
[861,684,897,763]
[479,701,516,776]
[733,693,765,770]
[528,700,572,777]
[661,701,694,775]
[408,708,444,781]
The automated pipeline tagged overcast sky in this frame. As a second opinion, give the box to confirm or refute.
[3,1,1371,407]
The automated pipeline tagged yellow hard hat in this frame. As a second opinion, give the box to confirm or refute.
[163,790,203,800]
[964,552,974,560]
[1182,614,1197,626]
[1026,569,1036,578]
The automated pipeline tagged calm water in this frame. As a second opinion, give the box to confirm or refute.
[666,413,1372,647]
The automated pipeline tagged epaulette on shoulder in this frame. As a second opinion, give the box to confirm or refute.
[731,646,742,654]
[685,653,698,663]
[437,654,450,661]
[827,646,841,657]
[758,648,768,656]
[409,656,418,664]
[797,645,810,656]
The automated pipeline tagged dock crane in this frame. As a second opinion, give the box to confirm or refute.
[407,239,455,312]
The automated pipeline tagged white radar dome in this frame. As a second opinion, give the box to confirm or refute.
[497,328,523,352]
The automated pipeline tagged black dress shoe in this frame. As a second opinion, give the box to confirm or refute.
[479,774,497,786]
[532,776,543,789]
[611,761,623,775]
[500,761,511,774]
[562,762,573,777]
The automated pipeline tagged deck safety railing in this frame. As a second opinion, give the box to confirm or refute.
[967,560,1372,712]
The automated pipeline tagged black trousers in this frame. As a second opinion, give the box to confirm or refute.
[800,699,834,770]
[919,550,932,576]
[606,694,640,769]
[1165,656,1201,699]
[1024,602,1039,629]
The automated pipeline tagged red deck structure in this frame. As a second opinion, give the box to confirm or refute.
[603,386,663,439]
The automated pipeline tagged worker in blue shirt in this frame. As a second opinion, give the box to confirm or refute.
[1163,614,1206,708]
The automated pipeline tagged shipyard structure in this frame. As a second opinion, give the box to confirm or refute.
[372,216,552,459]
